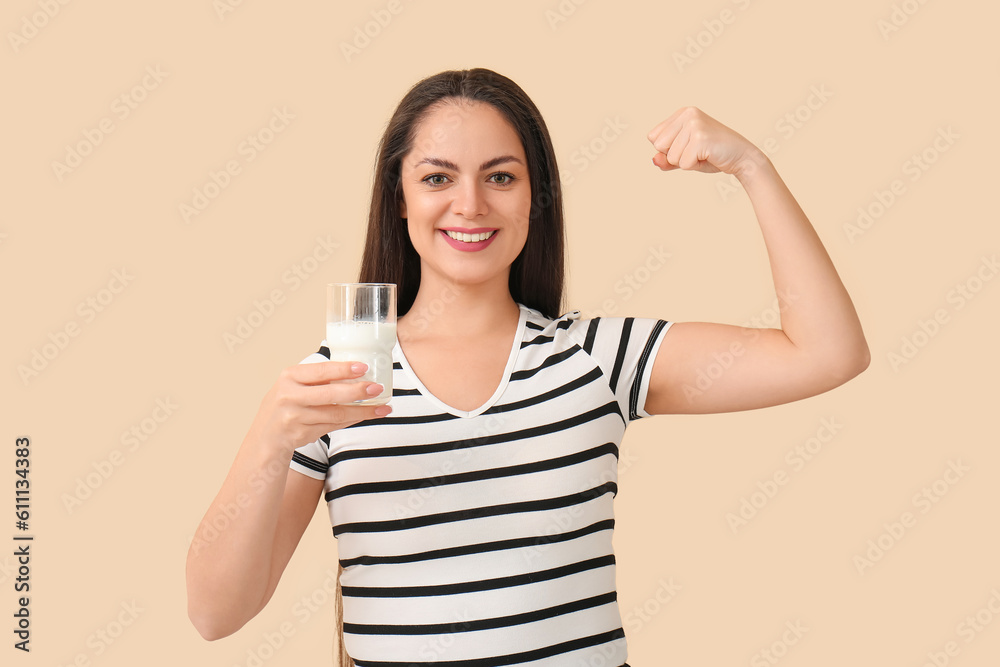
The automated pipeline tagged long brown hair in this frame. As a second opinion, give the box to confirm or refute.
[336,68,565,664]
[357,68,565,318]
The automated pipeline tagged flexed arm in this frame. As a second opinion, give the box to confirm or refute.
[643,107,870,415]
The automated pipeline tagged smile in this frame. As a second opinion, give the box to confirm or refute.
[439,228,500,252]
[443,230,497,243]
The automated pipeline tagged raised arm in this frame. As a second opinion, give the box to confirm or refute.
[642,107,870,415]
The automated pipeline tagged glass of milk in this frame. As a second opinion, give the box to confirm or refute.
[326,283,396,406]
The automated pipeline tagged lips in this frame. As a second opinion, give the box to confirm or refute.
[438,228,499,252]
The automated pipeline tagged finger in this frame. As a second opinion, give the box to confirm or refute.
[290,360,369,386]
[652,152,678,171]
[679,137,706,171]
[646,107,688,144]
[299,379,385,407]
[665,127,691,169]
[649,121,684,157]
[301,402,392,428]
[685,139,723,173]
[690,156,721,174]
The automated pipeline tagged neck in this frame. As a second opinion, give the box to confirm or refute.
[401,273,520,340]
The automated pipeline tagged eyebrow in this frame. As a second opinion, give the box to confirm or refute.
[412,155,524,172]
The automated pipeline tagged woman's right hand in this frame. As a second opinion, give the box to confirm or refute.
[187,360,391,640]
[251,361,393,456]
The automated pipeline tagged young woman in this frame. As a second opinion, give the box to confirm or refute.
[186,68,869,667]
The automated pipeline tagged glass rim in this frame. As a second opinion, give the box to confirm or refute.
[326,282,396,288]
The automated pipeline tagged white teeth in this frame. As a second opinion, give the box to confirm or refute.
[445,230,496,243]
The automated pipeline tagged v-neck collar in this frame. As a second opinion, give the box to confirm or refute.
[394,304,529,419]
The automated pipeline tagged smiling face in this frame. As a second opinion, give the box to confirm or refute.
[398,99,531,293]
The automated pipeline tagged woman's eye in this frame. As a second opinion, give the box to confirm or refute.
[424,174,448,186]
[490,172,515,185]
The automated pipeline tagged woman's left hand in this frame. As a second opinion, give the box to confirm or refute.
[647,106,759,176]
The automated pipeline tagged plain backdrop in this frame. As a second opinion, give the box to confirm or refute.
[3,1,998,665]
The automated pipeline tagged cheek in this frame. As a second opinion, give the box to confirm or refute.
[403,192,443,219]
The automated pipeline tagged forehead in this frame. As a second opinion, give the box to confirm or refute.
[405,100,526,165]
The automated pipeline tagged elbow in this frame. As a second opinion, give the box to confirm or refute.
[188,605,240,642]
[186,548,258,641]
[848,336,872,378]
[821,339,871,387]
[186,571,255,641]
[856,342,872,375]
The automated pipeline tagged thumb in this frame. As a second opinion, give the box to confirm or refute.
[652,152,678,172]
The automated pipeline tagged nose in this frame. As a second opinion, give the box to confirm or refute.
[451,180,488,219]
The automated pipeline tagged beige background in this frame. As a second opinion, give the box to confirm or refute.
[4,0,999,665]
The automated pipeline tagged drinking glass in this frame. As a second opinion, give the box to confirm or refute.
[326,283,396,405]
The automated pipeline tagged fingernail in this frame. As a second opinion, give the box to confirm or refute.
[374,405,392,416]
[351,362,368,374]
[366,383,384,396]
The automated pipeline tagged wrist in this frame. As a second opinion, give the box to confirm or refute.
[243,419,296,465]
[732,147,775,186]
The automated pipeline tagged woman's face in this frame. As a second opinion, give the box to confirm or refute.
[399,100,531,292]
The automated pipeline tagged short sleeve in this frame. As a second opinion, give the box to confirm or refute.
[288,345,332,480]
[572,316,672,423]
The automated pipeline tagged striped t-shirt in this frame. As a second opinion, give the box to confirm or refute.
[290,304,671,667]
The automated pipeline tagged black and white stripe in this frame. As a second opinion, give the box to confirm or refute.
[290,305,671,666]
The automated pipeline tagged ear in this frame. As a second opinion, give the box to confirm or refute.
[399,199,407,219]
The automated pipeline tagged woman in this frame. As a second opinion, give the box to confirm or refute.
[186,68,869,666]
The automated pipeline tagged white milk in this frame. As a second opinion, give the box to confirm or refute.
[325,321,396,405]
